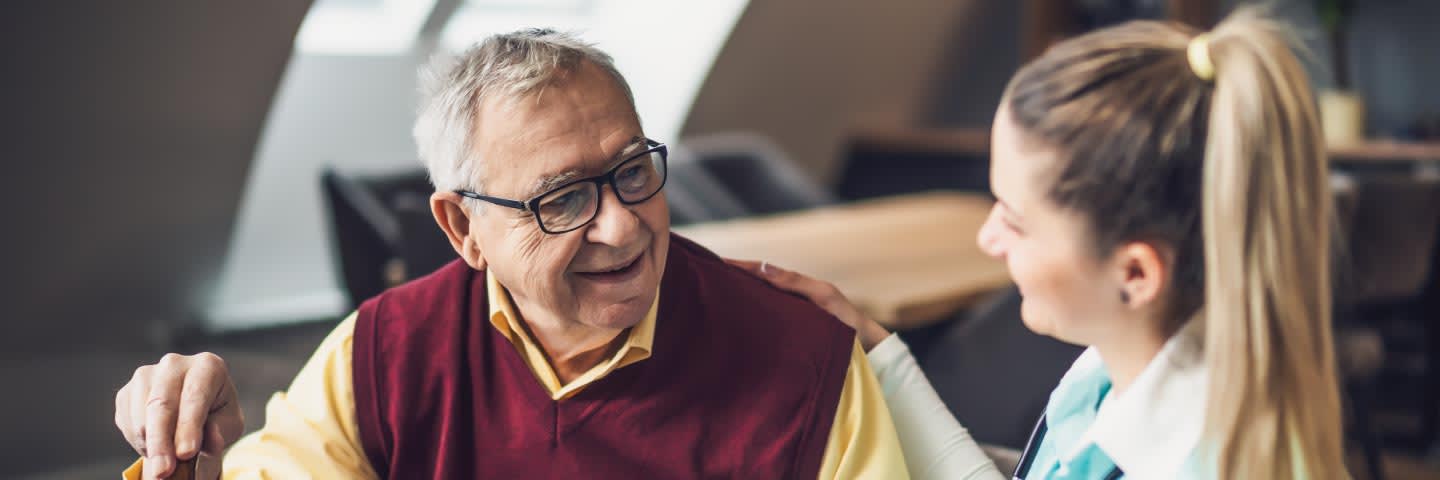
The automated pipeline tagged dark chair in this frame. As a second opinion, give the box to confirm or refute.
[390,190,459,279]
[837,128,992,201]
[320,167,453,308]
[1334,170,1440,458]
[1331,172,1389,480]
[679,132,837,215]
[665,143,750,225]
[321,168,400,308]
[919,287,1085,449]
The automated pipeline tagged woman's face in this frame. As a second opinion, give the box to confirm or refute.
[977,107,1127,346]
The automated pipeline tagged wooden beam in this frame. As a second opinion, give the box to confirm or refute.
[1022,0,1077,61]
[1169,0,1219,29]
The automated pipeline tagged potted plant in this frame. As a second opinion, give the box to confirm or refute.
[1316,0,1365,146]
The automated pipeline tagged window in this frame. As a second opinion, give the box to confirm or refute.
[441,0,595,51]
[296,0,438,55]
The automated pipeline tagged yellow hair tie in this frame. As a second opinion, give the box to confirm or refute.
[1188,34,1215,81]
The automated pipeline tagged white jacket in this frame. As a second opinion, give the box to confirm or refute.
[868,331,1209,480]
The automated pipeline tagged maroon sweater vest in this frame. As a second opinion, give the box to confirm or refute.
[352,234,855,479]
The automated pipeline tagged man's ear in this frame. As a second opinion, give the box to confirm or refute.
[1112,240,1170,311]
[431,191,487,271]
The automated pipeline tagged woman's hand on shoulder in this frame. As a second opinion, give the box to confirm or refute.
[726,259,890,351]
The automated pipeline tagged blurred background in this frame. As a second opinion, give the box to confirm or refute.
[2,0,1438,478]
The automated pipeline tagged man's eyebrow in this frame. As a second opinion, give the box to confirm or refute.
[527,170,582,199]
[615,135,648,158]
[524,136,648,198]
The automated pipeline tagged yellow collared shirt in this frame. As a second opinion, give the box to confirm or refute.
[125,271,908,479]
[484,272,657,401]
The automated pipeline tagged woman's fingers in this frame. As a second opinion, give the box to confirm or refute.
[725,259,767,278]
[725,257,891,351]
[726,259,854,318]
[725,259,838,304]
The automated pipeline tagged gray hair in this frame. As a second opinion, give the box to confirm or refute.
[413,28,636,196]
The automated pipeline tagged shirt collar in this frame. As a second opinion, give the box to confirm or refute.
[485,270,658,398]
[1059,326,1209,479]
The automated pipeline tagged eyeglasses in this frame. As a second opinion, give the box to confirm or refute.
[455,139,668,234]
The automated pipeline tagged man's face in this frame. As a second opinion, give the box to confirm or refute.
[468,62,669,331]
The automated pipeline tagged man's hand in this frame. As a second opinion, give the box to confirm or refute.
[115,352,244,479]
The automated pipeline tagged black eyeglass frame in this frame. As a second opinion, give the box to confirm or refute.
[454,138,669,234]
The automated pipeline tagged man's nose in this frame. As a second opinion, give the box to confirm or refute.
[585,185,640,247]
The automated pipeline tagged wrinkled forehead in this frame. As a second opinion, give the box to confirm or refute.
[495,133,649,200]
[469,64,643,199]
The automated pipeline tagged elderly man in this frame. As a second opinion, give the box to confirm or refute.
[115,29,908,479]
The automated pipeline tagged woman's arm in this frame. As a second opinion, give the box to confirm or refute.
[868,334,1005,480]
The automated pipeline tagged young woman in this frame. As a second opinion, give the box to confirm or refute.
[732,7,1346,479]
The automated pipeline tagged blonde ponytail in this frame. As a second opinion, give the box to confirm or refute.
[1200,9,1344,478]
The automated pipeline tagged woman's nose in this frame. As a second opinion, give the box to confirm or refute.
[976,206,1008,259]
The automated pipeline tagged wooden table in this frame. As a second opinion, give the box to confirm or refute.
[1329,141,1440,163]
[675,192,1012,330]
[850,127,1440,166]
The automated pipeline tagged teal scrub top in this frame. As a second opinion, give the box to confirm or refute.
[1021,360,1121,480]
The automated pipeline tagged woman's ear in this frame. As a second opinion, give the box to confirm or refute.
[431,191,487,271]
[1112,241,1170,311]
